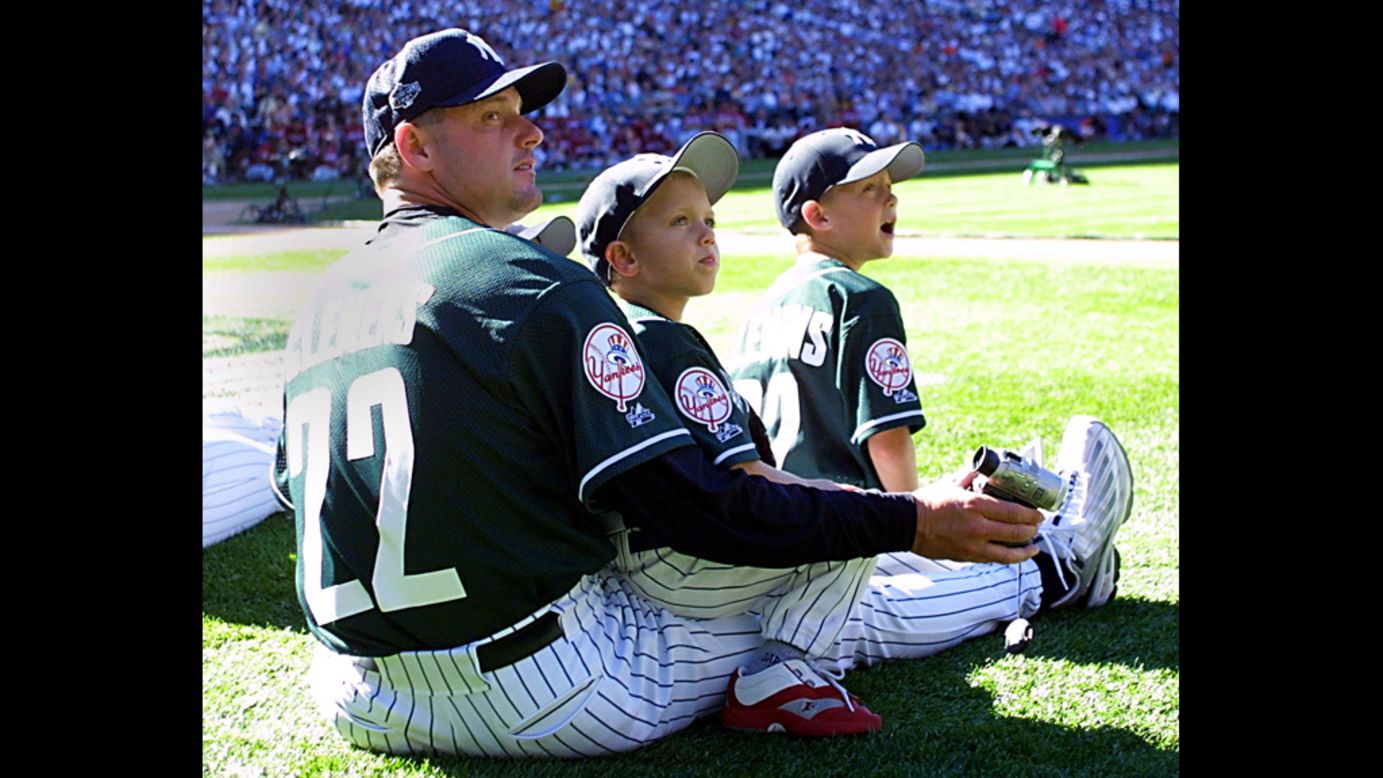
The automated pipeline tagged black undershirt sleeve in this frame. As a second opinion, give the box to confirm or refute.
[595,446,917,568]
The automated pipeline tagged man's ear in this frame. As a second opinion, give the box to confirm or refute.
[394,122,434,172]
[801,199,830,232]
[605,241,639,280]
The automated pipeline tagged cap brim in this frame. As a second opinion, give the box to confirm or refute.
[840,141,926,187]
[667,131,740,204]
[514,215,576,256]
[637,131,740,206]
[435,60,568,115]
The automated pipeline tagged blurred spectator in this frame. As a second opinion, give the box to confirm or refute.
[202,0,1179,182]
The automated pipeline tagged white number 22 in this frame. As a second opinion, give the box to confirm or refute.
[286,367,466,626]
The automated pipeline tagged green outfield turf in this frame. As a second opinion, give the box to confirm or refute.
[226,161,1177,242]
[202,139,1177,202]
[522,162,1177,241]
[203,164,1179,776]
[291,142,1177,232]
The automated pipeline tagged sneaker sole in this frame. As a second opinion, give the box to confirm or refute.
[722,719,882,736]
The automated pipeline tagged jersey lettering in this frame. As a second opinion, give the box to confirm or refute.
[738,305,835,368]
[288,367,467,627]
[285,280,435,380]
[800,310,833,367]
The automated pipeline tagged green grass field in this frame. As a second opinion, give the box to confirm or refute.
[202,138,1176,202]
[230,139,1177,229]
[203,161,1179,775]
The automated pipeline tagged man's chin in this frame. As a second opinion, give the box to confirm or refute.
[513,189,544,217]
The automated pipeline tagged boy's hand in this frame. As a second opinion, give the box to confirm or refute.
[910,482,1042,564]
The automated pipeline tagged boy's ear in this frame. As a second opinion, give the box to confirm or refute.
[605,241,639,280]
[800,199,830,232]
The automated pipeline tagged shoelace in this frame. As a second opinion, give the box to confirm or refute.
[811,664,857,712]
[1033,469,1083,595]
[1007,469,1082,652]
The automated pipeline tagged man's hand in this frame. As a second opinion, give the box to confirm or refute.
[910,481,1042,564]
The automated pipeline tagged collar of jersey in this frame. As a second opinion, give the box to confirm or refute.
[763,256,853,300]
[379,203,473,228]
[620,299,674,323]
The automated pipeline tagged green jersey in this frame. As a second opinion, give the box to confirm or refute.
[730,256,925,490]
[621,301,762,469]
[275,206,693,656]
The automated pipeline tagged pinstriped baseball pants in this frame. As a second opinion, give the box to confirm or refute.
[309,554,1043,757]
[617,545,1043,675]
[309,568,764,758]
[202,401,283,548]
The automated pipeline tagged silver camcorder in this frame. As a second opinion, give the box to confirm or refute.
[970,446,1067,512]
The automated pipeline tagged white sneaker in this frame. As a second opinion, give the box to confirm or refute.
[1039,415,1134,609]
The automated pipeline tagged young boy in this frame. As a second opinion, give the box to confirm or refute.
[730,127,929,494]
[576,131,899,736]
[573,132,1076,739]
[576,131,842,494]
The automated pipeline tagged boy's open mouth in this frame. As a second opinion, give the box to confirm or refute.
[881,221,895,235]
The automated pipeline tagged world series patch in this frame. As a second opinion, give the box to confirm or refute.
[865,338,914,398]
[675,367,738,436]
[583,324,646,413]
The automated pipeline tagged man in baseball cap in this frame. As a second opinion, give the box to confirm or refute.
[363,28,566,161]
[361,28,566,227]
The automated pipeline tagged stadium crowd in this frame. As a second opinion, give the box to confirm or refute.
[201,0,1179,185]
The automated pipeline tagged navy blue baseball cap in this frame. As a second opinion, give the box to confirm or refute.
[575,132,740,284]
[773,128,926,233]
[364,28,568,160]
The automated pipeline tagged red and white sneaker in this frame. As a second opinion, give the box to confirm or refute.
[721,659,883,736]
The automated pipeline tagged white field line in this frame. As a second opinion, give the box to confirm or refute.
[202,228,1176,402]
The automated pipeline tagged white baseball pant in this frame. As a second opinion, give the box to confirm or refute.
[308,555,1042,758]
[203,401,284,547]
[308,567,765,757]
[616,543,1042,675]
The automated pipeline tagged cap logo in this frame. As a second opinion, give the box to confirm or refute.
[837,128,873,148]
[464,31,503,64]
[390,81,421,111]
[865,338,913,396]
[583,324,646,412]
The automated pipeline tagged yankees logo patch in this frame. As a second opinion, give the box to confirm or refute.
[675,367,736,434]
[865,338,913,397]
[583,324,646,413]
